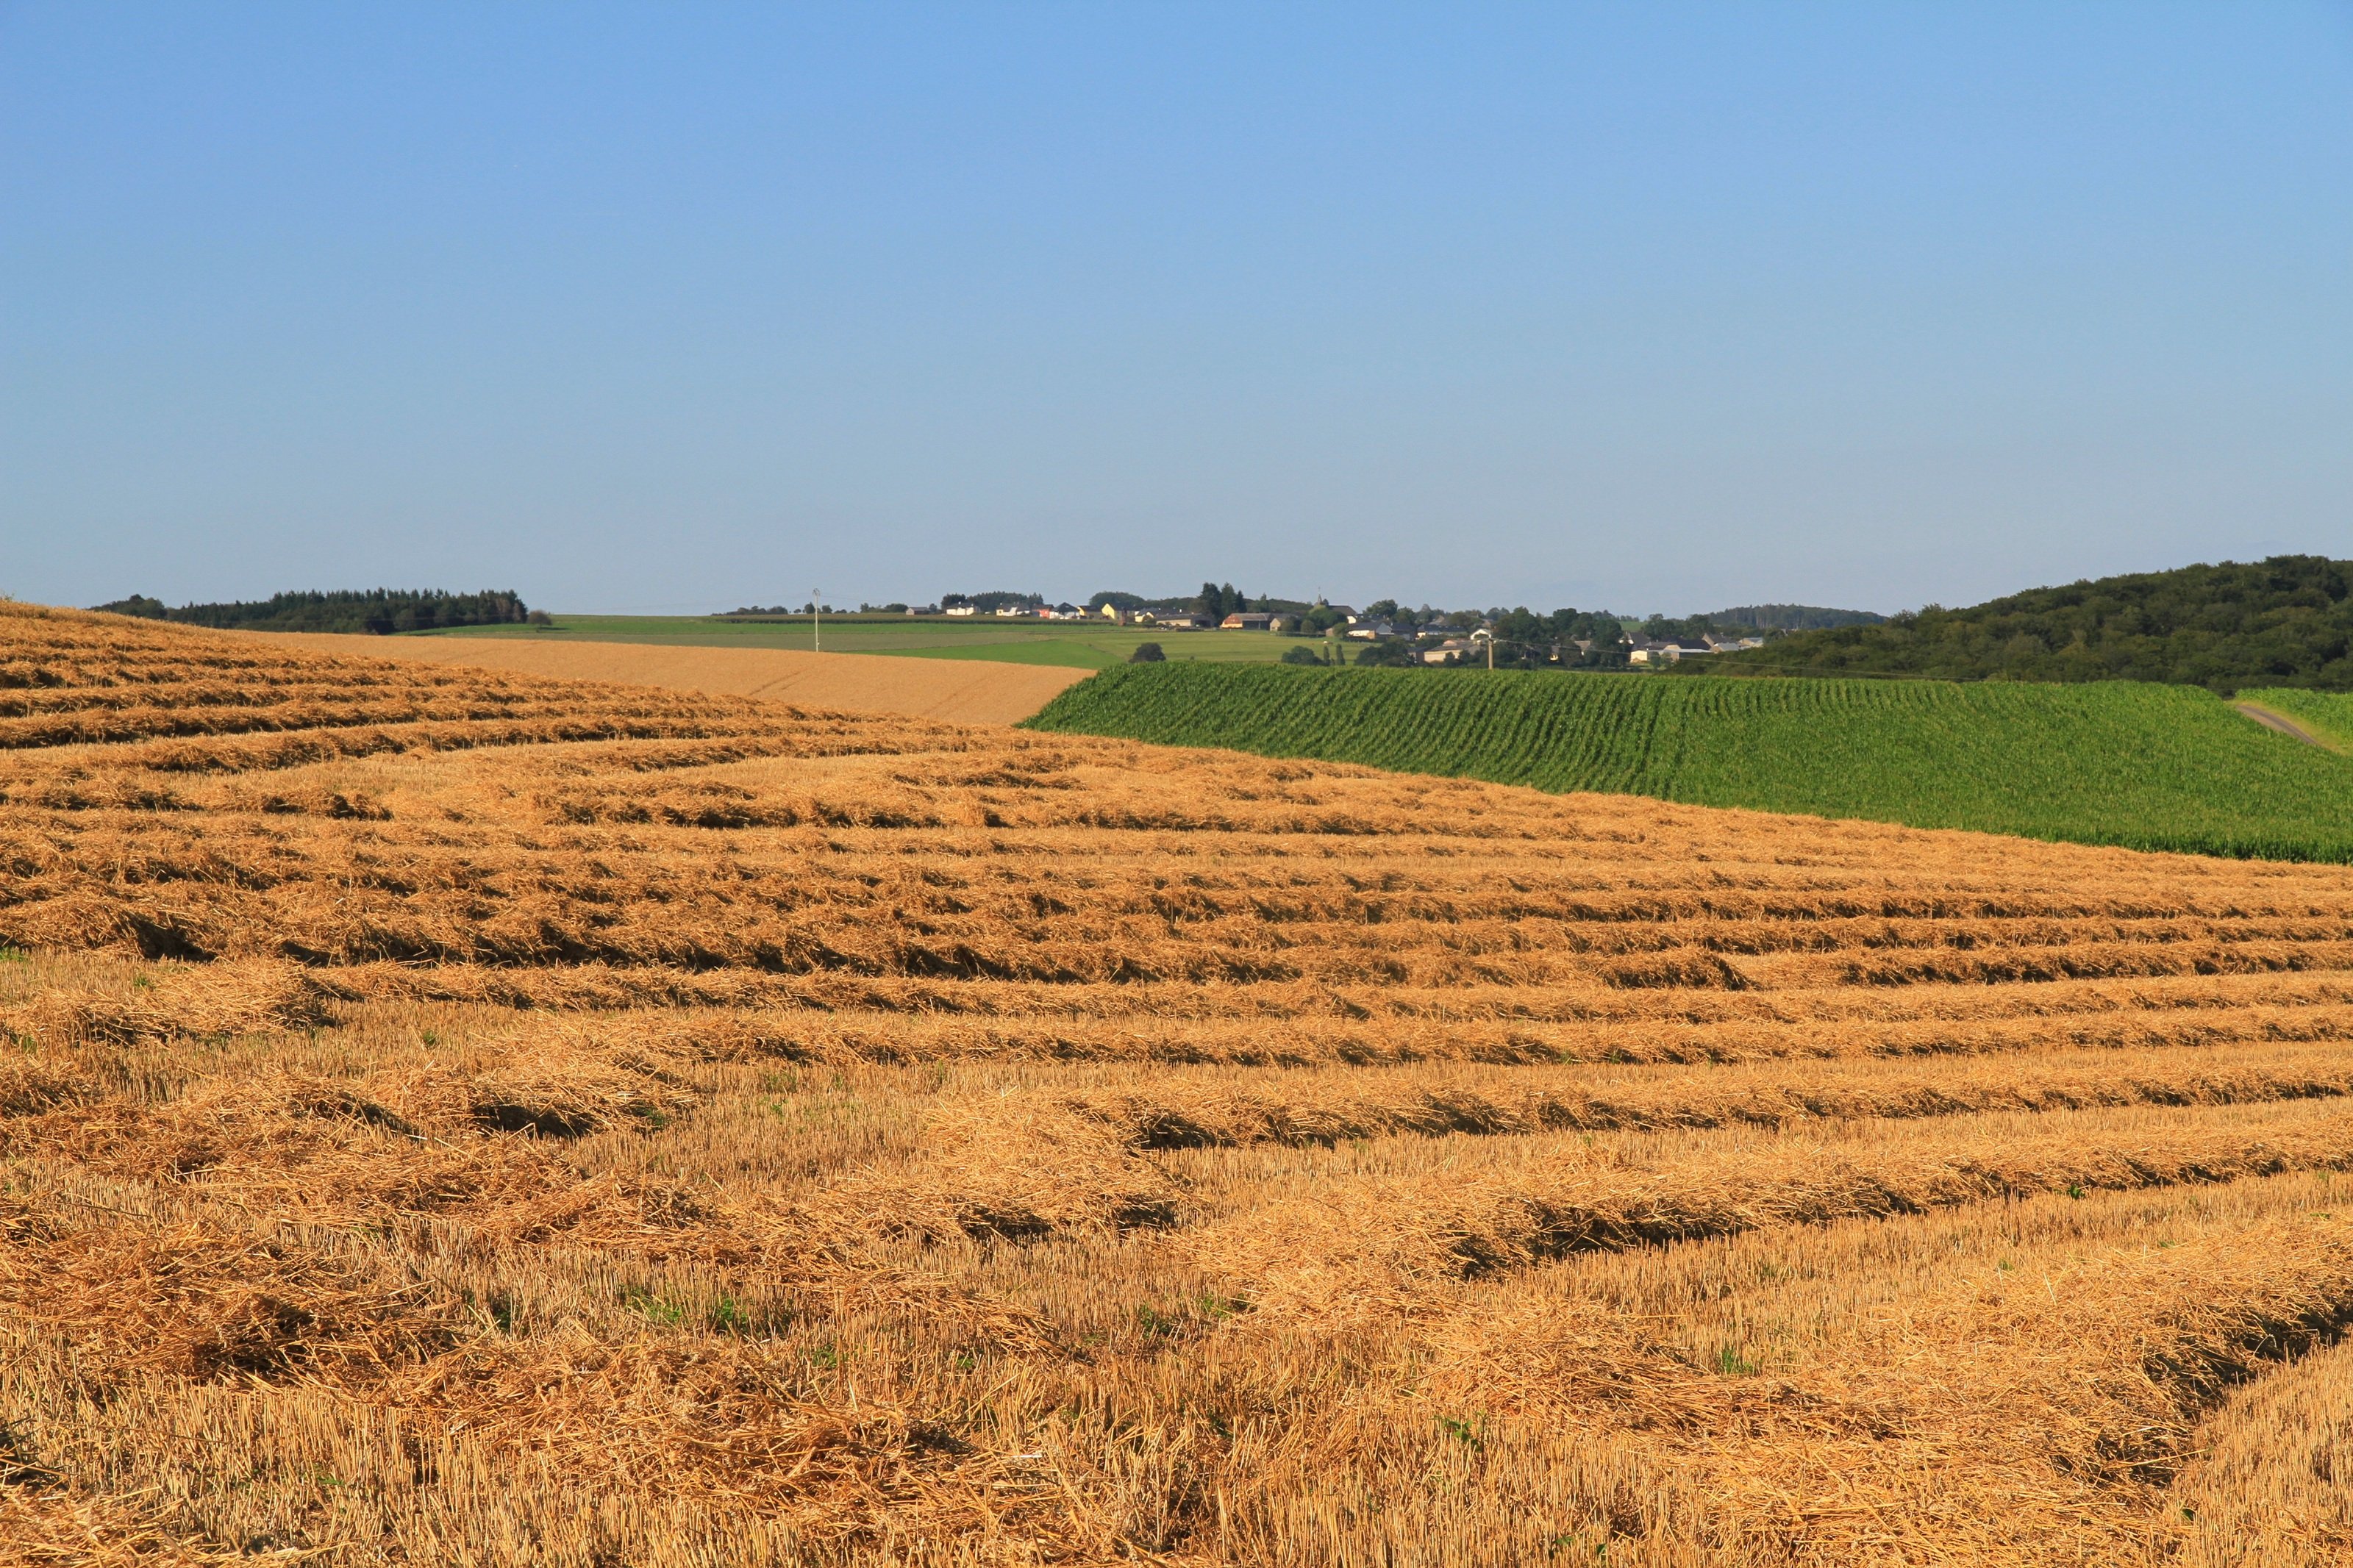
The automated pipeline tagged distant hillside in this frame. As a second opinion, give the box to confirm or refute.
[1028,662,2353,863]
[1706,556,2353,692]
[1703,604,1885,631]
[95,589,531,635]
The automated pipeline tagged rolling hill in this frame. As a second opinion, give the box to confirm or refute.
[15,601,2353,1560]
[1027,662,2353,862]
[1704,555,2353,690]
[248,629,1088,725]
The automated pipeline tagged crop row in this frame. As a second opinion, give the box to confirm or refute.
[1029,662,2353,862]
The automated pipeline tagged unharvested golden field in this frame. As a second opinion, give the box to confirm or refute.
[8,600,2353,1565]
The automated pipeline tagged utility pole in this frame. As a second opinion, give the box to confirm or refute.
[812,590,821,653]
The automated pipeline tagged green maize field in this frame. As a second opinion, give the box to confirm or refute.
[2248,689,2353,751]
[1026,663,2353,862]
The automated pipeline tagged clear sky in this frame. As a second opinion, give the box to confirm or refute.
[6,4,2349,617]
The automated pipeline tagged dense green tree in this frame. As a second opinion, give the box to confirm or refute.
[950,590,1041,613]
[1706,604,1884,631]
[1196,582,1250,621]
[1712,556,2353,692]
[96,595,167,619]
[1641,612,1717,642]
[93,590,529,635]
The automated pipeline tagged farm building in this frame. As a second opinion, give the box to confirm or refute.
[1629,639,1717,665]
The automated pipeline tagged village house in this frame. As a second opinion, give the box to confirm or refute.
[1220,612,1277,631]
[1628,638,1718,665]
[1418,637,1474,665]
[943,604,979,617]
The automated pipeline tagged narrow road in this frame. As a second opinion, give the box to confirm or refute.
[2233,701,2337,751]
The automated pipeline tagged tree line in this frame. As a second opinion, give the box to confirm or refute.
[1705,556,2353,693]
[96,590,538,635]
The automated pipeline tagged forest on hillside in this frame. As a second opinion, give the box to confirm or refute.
[1704,556,2353,692]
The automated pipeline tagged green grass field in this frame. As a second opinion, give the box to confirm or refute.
[1026,663,2353,862]
[408,613,1324,670]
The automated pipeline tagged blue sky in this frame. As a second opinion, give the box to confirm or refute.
[5,4,2349,615]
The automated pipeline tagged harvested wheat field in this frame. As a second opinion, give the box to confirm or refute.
[252,631,1090,725]
[10,600,2353,1566]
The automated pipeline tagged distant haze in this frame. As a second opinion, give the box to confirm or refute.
[4,6,2348,615]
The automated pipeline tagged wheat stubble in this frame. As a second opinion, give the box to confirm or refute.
[4,601,2353,1565]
